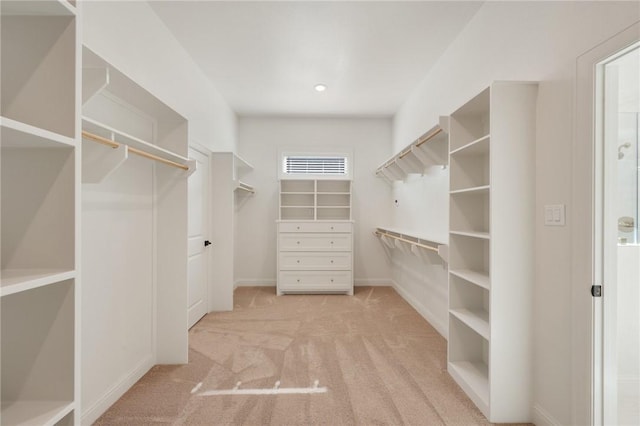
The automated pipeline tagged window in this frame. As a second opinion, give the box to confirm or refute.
[283,155,347,175]
[279,151,352,179]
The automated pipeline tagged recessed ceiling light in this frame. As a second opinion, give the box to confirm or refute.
[314,84,327,92]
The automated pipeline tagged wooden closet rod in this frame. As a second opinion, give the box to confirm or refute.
[394,127,444,161]
[82,130,189,171]
[374,230,439,253]
[414,127,443,148]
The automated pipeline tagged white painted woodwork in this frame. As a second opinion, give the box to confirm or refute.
[80,46,189,424]
[0,1,80,423]
[277,180,354,295]
[210,152,255,311]
[447,82,537,422]
[187,147,210,328]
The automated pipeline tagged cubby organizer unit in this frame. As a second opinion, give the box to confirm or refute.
[279,179,351,221]
[447,82,537,423]
[374,227,448,263]
[1,0,80,424]
[376,118,449,182]
[277,178,353,295]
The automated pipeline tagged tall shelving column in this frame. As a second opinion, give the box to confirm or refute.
[447,82,537,423]
[211,152,255,311]
[1,0,80,424]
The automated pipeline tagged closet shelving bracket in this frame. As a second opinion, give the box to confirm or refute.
[374,227,448,263]
[375,117,449,182]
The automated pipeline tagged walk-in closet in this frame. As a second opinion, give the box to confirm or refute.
[1,1,639,425]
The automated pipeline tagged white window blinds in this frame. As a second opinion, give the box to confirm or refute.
[283,156,348,176]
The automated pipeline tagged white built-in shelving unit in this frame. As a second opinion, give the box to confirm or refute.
[80,45,191,426]
[447,82,537,423]
[376,118,449,182]
[1,0,80,424]
[211,152,255,311]
[280,179,352,221]
[277,179,353,295]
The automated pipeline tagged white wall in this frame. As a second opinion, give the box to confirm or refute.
[235,117,393,286]
[82,1,237,151]
[392,2,640,425]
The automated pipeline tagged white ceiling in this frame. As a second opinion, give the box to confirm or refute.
[149,1,482,117]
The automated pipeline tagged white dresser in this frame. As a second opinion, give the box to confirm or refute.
[277,179,354,295]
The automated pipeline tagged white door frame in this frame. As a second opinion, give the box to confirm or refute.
[188,141,212,324]
[573,21,640,426]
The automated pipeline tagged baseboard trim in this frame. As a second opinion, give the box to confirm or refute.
[533,403,562,426]
[391,280,447,338]
[234,279,392,288]
[234,279,276,287]
[354,278,393,287]
[82,355,155,425]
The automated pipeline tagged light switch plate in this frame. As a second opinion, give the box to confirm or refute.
[544,204,565,226]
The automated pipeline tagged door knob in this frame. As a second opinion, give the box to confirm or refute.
[204,240,212,247]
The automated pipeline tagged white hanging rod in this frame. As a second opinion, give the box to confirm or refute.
[82,130,189,171]
[374,230,439,253]
[379,126,444,169]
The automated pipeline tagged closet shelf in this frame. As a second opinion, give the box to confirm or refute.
[0,269,75,298]
[450,309,490,340]
[1,116,75,149]
[374,227,448,263]
[235,181,255,194]
[450,230,490,240]
[1,0,76,16]
[448,361,489,414]
[450,134,490,156]
[376,120,449,182]
[0,400,74,426]
[450,185,490,195]
[449,269,490,290]
[82,117,193,171]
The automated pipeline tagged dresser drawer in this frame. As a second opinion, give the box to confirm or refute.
[279,252,352,270]
[279,221,352,233]
[279,233,351,251]
[278,270,352,292]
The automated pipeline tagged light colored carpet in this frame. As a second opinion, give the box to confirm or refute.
[95,286,529,425]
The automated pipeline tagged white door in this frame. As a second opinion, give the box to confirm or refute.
[188,147,210,328]
[574,23,639,426]
[599,44,640,426]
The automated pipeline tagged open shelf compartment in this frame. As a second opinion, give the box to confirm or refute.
[1,5,76,138]
[1,146,75,281]
[1,280,75,425]
[448,234,490,277]
[450,274,490,339]
[450,189,490,236]
[449,87,490,152]
[448,315,489,416]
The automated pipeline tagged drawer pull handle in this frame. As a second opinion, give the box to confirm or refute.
[297,279,300,283]
[297,260,300,263]
[331,226,334,230]
[330,241,334,244]
[297,226,300,230]
[330,279,334,282]
[297,241,300,244]
[330,260,334,263]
